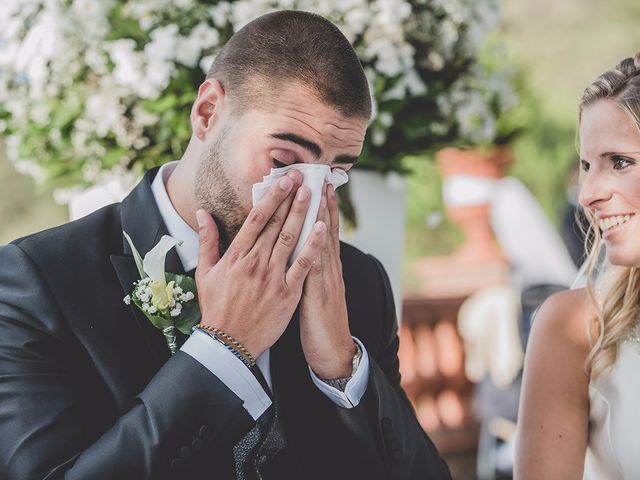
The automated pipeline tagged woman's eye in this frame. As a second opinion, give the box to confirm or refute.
[612,156,634,170]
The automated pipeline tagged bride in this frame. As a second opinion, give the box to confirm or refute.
[515,53,640,479]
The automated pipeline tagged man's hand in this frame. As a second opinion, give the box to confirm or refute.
[195,170,327,359]
[300,184,356,380]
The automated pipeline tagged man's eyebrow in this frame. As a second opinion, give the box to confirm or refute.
[268,132,359,165]
[269,133,321,158]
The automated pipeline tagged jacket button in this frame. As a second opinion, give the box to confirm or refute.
[192,437,204,451]
[199,424,211,439]
[381,417,393,434]
[170,458,184,471]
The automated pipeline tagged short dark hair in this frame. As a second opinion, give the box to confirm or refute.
[206,10,371,120]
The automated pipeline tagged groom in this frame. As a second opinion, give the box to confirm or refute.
[0,10,449,480]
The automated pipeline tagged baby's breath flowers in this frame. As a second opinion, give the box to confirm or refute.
[122,231,200,354]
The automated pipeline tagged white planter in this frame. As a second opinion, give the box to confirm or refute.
[68,174,139,221]
[340,170,406,320]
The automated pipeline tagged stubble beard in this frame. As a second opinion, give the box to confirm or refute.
[194,126,247,257]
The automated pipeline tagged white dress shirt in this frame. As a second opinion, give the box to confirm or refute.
[151,162,369,420]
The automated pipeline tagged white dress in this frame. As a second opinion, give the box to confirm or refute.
[584,329,640,479]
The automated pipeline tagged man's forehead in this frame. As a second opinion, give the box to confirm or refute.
[244,82,367,137]
[269,103,365,146]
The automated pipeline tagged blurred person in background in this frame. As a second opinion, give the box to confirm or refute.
[0,11,450,480]
[459,169,575,479]
[516,52,640,479]
[560,161,590,269]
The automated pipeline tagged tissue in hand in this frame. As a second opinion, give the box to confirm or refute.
[251,164,348,264]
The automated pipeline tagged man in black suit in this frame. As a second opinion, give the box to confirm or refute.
[0,11,450,480]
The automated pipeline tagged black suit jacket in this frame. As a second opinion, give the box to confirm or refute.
[0,168,450,479]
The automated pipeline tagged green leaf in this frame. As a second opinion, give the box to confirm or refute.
[130,296,173,329]
[123,231,146,278]
[174,304,200,335]
[102,147,127,168]
[169,274,200,335]
[144,313,174,330]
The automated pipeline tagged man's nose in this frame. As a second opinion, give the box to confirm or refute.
[578,170,612,208]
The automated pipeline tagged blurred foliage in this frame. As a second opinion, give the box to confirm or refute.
[3,0,640,265]
[0,146,67,243]
[402,0,640,265]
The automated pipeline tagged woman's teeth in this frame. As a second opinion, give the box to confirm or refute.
[599,214,633,232]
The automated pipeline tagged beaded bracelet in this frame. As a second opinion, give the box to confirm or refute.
[195,326,254,368]
[196,324,256,367]
[196,327,252,368]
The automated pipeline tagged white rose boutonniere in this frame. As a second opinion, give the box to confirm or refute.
[123,231,200,354]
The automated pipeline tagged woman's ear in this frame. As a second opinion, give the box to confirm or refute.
[191,79,226,141]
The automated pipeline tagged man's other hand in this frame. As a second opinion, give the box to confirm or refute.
[300,184,355,380]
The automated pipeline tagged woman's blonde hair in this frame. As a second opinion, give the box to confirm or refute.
[579,53,640,379]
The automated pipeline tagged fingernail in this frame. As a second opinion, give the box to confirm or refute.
[296,186,308,201]
[196,209,206,228]
[315,222,326,233]
[279,176,293,190]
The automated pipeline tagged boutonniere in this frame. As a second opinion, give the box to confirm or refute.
[122,231,200,354]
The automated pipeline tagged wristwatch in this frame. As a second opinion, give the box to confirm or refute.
[323,342,362,392]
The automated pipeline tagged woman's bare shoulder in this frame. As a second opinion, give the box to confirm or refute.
[531,287,594,356]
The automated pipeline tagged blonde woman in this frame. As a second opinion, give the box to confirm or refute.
[516,54,640,479]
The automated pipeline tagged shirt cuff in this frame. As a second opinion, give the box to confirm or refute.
[181,329,272,420]
[308,336,370,408]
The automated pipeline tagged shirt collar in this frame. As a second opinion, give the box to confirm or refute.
[151,161,199,272]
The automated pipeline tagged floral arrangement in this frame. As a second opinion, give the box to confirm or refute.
[0,0,518,198]
[123,232,199,354]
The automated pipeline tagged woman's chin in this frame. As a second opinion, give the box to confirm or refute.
[606,249,640,268]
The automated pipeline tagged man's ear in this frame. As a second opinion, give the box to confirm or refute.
[191,79,226,141]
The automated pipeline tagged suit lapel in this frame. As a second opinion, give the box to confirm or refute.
[110,167,187,369]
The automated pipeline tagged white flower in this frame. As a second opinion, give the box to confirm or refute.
[123,295,131,305]
[85,92,126,138]
[199,54,215,75]
[180,291,195,302]
[170,303,182,317]
[209,3,231,29]
[14,160,45,182]
[428,51,445,71]
[142,59,173,99]
[146,24,179,62]
[371,128,386,147]
[175,36,202,68]
[190,22,219,49]
[174,0,194,8]
[379,112,393,128]
[107,39,144,89]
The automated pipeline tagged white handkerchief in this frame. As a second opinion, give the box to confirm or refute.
[251,164,348,264]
